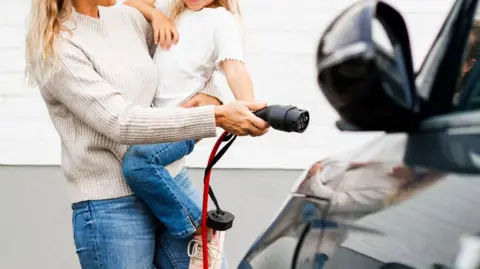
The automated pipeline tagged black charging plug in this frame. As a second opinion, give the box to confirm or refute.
[254,105,310,133]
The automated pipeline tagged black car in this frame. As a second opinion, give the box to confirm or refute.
[238,0,480,269]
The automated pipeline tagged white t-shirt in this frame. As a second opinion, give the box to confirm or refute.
[152,1,244,107]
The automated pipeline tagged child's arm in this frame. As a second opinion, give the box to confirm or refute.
[220,60,255,101]
[123,0,156,20]
[123,0,178,49]
[214,13,255,101]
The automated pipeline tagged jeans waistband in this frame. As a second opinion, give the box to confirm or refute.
[71,200,89,210]
[71,195,139,210]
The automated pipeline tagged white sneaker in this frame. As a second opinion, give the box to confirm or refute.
[188,231,225,269]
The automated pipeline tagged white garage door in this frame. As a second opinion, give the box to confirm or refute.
[0,0,455,168]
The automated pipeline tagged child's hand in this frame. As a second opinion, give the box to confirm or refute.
[151,9,179,50]
[182,93,222,108]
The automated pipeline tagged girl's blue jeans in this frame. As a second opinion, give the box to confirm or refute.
[121,140,201,238]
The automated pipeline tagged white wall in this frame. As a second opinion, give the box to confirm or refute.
[0,0,455,168]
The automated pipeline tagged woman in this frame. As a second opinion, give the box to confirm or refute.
[24,0,269,268]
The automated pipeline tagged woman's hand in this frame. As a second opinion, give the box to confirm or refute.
[214,101,270,137]
[151,9,179,50]
[181,93,222,108]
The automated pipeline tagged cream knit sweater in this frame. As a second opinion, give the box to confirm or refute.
[39,5,222,203]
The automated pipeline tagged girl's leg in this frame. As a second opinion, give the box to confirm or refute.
[122,140,201,238]
[72,195,157,269]
[154,169,228,269]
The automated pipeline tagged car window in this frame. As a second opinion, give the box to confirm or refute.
[453,13,480,111]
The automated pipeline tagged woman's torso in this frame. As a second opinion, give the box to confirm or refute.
[40,6,184,202]
[152,7,233,107]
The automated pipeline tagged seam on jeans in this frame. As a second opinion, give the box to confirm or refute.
[168,170,199,239]
[150,162,197,235]
[72,209,77,242]
[174,170,201,237]
[191,216,201,230]
[159,237,180,269]
[88,202,104,269]
[178,211,201,238]
[172,225,197,238]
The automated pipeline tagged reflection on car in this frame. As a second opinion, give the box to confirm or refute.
[238,0,480,268]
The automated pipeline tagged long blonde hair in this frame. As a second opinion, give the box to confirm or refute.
[25,0,74,87]
[169,0,241,21]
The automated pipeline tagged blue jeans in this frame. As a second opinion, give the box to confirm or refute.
[122,140,201,238]
[72,169,227,269]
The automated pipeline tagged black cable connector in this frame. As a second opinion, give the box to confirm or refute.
[254,105,310,133]
[205,105,310,233]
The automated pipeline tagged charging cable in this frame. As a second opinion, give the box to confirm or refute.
[200,105,310,269]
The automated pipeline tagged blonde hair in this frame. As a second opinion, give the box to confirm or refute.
[169,0,241,21]
[25,0,74,87]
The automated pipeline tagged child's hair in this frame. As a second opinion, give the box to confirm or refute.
[169,0,241,21]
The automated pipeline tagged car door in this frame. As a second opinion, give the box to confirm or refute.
[238,0,480,269]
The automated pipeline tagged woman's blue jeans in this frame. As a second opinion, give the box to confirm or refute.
[72,169,227,269]
[121,140,201,238]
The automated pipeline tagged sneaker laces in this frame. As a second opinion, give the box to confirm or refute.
[188,238,222,265]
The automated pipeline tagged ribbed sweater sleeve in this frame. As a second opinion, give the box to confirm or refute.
[44,41,218,145]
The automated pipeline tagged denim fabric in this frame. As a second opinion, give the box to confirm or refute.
[72,195,157,269]
[122,140,201,238]
[72,169,228,269]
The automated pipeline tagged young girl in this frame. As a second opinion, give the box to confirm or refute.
[121,0,253,268]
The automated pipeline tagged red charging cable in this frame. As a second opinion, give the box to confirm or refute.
[201,131,230,269]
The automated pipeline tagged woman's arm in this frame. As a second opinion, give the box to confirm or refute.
[44,42,217,145]
[44,43,269,143]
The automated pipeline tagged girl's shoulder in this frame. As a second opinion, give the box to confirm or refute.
[201,7,237,20]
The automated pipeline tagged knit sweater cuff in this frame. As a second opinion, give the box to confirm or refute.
[200,79,225,104]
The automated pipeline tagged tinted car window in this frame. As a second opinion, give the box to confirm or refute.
[454,13,480,110]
